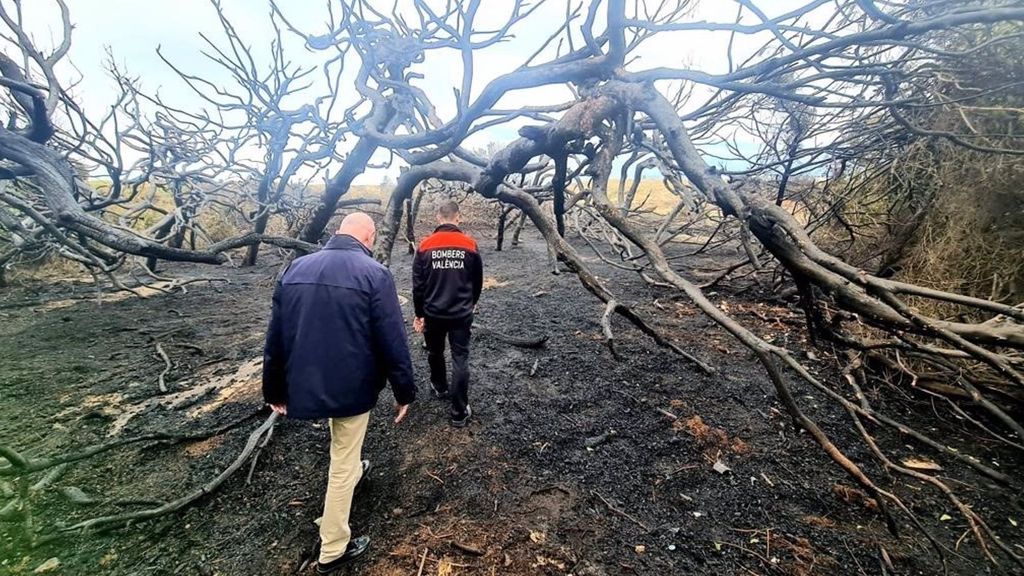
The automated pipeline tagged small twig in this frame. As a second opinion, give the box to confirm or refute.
[246,422,276,485]
[611,389,641,404]
[716,540,773,565]
[171,342,205,355]
[148,325,190,341]
[667,463,698,477]
[601,299,622,360]
[420,525,454,540]
[452,541,485,556]
[155,342,172,393]
[592,490,650,532]
[656,408,678,421]
[195,355,230,369]
[166,277,230,293]
[416,547,428,576]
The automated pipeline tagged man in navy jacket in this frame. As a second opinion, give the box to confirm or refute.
[262,212,416,573]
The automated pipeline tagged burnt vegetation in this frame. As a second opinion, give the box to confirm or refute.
[1,0,1023,574]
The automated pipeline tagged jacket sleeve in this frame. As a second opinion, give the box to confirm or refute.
[371,269,418,405]
[262,282,288,405]
[412,246,428,318]
[470,248,483,305]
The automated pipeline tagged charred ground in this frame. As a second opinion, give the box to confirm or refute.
[1,221,1018,575]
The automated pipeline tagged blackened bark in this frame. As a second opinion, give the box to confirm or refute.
[553,154,567,237]
[496,206,511,251]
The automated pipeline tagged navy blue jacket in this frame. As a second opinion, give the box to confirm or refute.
[262,234,417,419]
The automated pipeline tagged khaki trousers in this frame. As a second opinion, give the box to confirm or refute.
[319,411,370,564]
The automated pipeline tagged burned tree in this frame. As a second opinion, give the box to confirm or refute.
[352,1,1024,568]
[157,0,348,266]
[0,0,321,287]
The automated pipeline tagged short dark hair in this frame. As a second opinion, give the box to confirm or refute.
[437,200,461,220]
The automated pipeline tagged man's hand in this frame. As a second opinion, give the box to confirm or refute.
[413,317,425,333]
[394,403,410,424]
[269,403,287,416]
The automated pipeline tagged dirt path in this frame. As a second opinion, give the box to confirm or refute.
[0,225,993,575]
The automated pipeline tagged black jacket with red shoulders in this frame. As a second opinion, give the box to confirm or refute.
[413,224,483,320]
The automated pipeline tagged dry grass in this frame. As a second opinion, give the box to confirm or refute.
[5,253,92,285]
[674,415,751,456]
[482,276,509,290]
[899,179,1023,315]
[774,534,836,576]
[831,483,878,510]
[607,178,679,215]
[800,515,836,528]
[816,125,1024,319]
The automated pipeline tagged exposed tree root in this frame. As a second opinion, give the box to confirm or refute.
[33,412,278,545]
[154,342,172,394]
[0,410,260,477]
[472,322,548,349]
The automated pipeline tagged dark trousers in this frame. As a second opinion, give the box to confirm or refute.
[424,315,472,419]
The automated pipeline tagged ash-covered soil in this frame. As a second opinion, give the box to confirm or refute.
[1,221,1017,575]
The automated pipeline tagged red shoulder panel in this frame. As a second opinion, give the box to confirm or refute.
[418,231,478,253]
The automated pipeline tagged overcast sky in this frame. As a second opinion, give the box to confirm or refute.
[18,0,821,183]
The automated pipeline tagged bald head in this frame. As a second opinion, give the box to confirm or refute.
[337,212,376,249]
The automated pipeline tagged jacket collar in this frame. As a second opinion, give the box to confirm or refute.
[324,234,372,256]
[434,223,462,233]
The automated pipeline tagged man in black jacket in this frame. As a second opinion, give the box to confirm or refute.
[412,200,483,427]
[262,212,416,574]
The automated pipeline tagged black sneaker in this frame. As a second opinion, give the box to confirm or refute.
[431,383,450,399]
[316,536,371,573]
[354,460,372,494]
[451,405,473,428]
